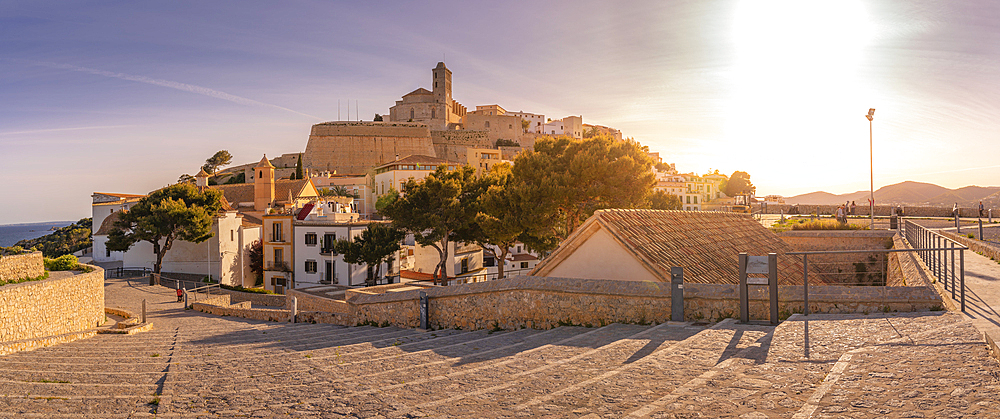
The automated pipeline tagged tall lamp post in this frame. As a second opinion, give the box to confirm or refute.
[866,108,875,230]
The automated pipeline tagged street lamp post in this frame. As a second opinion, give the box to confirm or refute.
[866,108,875,230]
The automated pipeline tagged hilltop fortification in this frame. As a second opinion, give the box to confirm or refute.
[303,121,435,175]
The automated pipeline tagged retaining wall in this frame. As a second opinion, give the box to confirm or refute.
[220,288,285,307]
[778,231,895,285]
[288,289,352,313]
[0,251,44,282]
[0,267,105,343]
[771,204,988,218]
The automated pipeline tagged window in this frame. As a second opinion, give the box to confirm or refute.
[516,245,521,253]
[694,196,698,204]
[272,223,282,242]
[521,262,529,269]
[686,196,691,204]
[461,258,469,273]
[509,124,512,129]
[484,121,490,128]
[106,248,111,258]
[410,109,414,119]
[431,108,436,119]
[304,233,317,246]
[230,230,234,241]
[274,248,283,263]
[322,233,336,254]
[305,260,317,274]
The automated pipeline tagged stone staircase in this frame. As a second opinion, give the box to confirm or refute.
[0,310,996,417]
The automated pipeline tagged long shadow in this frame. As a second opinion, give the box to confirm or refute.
[623,328,701,364]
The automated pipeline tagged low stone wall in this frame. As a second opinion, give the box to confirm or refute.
[191,295,291,322]
[220,288,285,307]
[779,231,895,286]
[349,277,673,330]
[0,251,44,282]
[940,231,1000,262]
[771,204,987,218]
[298,311,355,325]
[288,289,352,314]
[0,267,105,343]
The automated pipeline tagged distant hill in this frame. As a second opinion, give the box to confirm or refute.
[785,181,1000,207]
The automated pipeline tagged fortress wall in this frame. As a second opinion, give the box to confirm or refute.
[303,122,435,175]
[431,130,492,163]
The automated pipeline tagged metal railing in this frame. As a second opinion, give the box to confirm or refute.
[105,266,151,279]
[448,268,536,285]
[902,220,968,311]
[265,261,292,272]
[185,283,222,306]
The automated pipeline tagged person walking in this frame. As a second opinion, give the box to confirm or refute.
[850,201,857,216]
[953,202,959,218]
[836,205,846,224]
[979,201,985,218]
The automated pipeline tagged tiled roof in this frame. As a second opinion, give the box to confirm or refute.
[255,155,275,169]
[375,154,459,169]
[94,192,146,199]
[540,209,822,286]
[510,254,538,261]
[95,211,121,235]
[210,179,314,209]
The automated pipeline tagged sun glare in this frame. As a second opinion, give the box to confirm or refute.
[725,0,875,188]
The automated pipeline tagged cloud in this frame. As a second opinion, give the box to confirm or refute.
[18,60,322,120]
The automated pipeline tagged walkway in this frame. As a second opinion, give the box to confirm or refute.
[0,276,997,417]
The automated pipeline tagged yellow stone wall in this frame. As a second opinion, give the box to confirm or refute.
[0,267,105,343]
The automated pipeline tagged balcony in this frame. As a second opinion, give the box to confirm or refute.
[320,247,338,256]
[269,235,286,243]
[265,261,292,272]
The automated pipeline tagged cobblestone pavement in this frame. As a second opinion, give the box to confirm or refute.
[0,277,997,417]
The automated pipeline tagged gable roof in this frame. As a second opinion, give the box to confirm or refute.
[533,209,822,285]
[403,88,433,97]
[375,154,460,170]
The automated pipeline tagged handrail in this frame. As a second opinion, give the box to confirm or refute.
[903,220,967,311]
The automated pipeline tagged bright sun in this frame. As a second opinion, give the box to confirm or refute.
[723,0,875,190]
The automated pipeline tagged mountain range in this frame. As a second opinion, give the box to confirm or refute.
[784,181,1000,207]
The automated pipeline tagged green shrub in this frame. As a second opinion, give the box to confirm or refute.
[220,284,277,295]
[44,255,79,271]
[791,220,868,231]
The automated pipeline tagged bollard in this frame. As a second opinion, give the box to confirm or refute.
[419,291,429,330]
[142,299,146,324]
[980,218,984,239]
[183,288,188,308]
[670,267,684,322]
[956,214,961,234]
[290,297,297,323]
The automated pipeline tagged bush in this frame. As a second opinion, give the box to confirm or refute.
[45,255,79,271]
[791,220,868,231]
[220,284,277,295]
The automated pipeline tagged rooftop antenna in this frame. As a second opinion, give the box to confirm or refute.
[356,100,359,122]
[338,99,341,121]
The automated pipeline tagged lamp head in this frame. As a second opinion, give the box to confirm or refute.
[866,108,875,122]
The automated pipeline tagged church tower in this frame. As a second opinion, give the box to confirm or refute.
[432,62,452,107]
[254,155,275,211]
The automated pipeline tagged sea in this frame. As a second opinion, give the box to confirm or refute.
[0,221,75,247]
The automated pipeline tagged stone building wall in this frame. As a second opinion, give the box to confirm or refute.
[0,251,44,282]
[303,122,435,175]
[0,267,105,343]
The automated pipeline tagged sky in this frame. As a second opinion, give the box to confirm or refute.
[3,0,1000,224]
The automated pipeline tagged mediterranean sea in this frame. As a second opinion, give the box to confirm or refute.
[0,221,74,247]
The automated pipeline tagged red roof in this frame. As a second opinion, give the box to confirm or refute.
[296,203,315,220]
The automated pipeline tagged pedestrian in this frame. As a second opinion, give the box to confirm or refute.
[845,201,851,216]
[176,288,184,302]
[953,202,959,218]
[836,205,846,224]
[850,201,856,216]
[980,201,984,218]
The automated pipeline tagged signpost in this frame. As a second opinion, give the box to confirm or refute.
[419,291,429,330]
[739,253,779,325]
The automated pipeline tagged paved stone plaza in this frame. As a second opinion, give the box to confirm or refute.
[0,276,997,418]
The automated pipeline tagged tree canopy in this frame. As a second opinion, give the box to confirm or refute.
[203,150,233,175]
[646,190,683,210]
[512,135,655,252]
[335,223,405,286]
[379,165,479,283]
[106,183,223,274]
[722,171,756,197]
[472,163,538,279]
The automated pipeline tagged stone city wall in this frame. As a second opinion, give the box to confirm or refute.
[191,294,291,322]
[0,251,44,282]
[303,122,435,175]
[0,267,105,343]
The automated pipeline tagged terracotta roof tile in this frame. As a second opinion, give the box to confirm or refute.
[588,209,822,285]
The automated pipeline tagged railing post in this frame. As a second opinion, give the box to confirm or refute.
[980,218,984,239]
[739,253,749,324]
[950,241,956,293]
[142,299,146,324]
[960,249,966,312]
[802,254,809,316]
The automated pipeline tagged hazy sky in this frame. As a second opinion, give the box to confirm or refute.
[3,0,1000,224]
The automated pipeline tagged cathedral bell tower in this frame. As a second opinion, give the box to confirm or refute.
[254,155,275,211]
